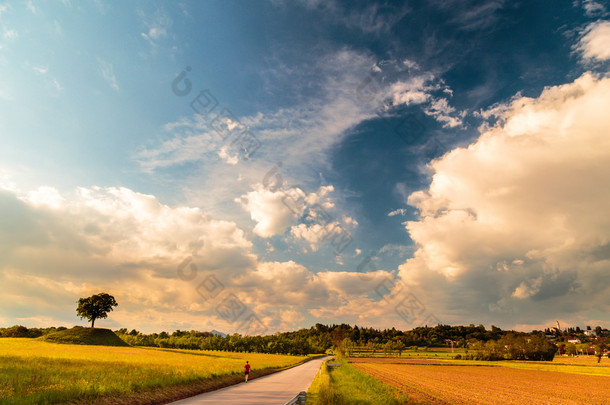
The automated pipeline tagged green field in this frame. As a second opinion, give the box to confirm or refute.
[307,357,407,405]
[0,338,308,404]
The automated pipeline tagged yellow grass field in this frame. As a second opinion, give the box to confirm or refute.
[0,338,308,404]
[352,358,610,405]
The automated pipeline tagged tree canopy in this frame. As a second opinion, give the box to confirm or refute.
[76,293,118,328]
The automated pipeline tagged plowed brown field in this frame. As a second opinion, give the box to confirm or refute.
[353,362,610,404]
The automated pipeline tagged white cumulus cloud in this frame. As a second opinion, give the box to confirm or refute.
[577,20,610,61]
[237,184,336,238]
[398,72,610,328]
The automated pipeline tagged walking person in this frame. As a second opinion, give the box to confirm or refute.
[244,361,250,383]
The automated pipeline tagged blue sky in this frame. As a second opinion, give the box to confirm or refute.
[1,0,610,334]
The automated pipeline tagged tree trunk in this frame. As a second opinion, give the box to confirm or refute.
[91,318,96,328]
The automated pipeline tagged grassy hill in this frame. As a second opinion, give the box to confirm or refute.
[41,326,129,346]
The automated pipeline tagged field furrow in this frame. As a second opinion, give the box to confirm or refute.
[353,362,610,405]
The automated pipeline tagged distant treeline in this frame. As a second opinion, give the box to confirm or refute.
[113,323,510,354]
[2,323,607,359]
[460,333,557,361]
[0,325,67,338]
[1,323,504,354]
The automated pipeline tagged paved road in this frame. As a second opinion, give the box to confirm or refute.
[170,356,329,405]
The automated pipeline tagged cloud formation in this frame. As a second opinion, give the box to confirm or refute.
[295,1,409,34]
[139,8,172,47]
[0,186,253,330]
[580,1,608,17]
[135,48,465,177]
[237,184,336,238]
[399,73,610,328]
[0,185,398,333]
[577,20,610,61]
[97,58,119,92]
[386,73,465,128]
[237,185,306,238]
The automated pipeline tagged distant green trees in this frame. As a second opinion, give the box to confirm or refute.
[0,325,43,338]
[565,343,578,356]
[2,321,605,361]
[110,323,606,356]
[113,328,331,355]
[469,333,557,361]
[341,337,356,357]
[0,325,66,338]
[76,293,118,328]
[595,337,608,363]
[108,323,561,357]
[380,340,407,357]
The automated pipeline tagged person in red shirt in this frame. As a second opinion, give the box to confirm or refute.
[244,361,251,382]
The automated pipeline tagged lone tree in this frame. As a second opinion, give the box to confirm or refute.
[76,293,118,328]
[595,337,608,364]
